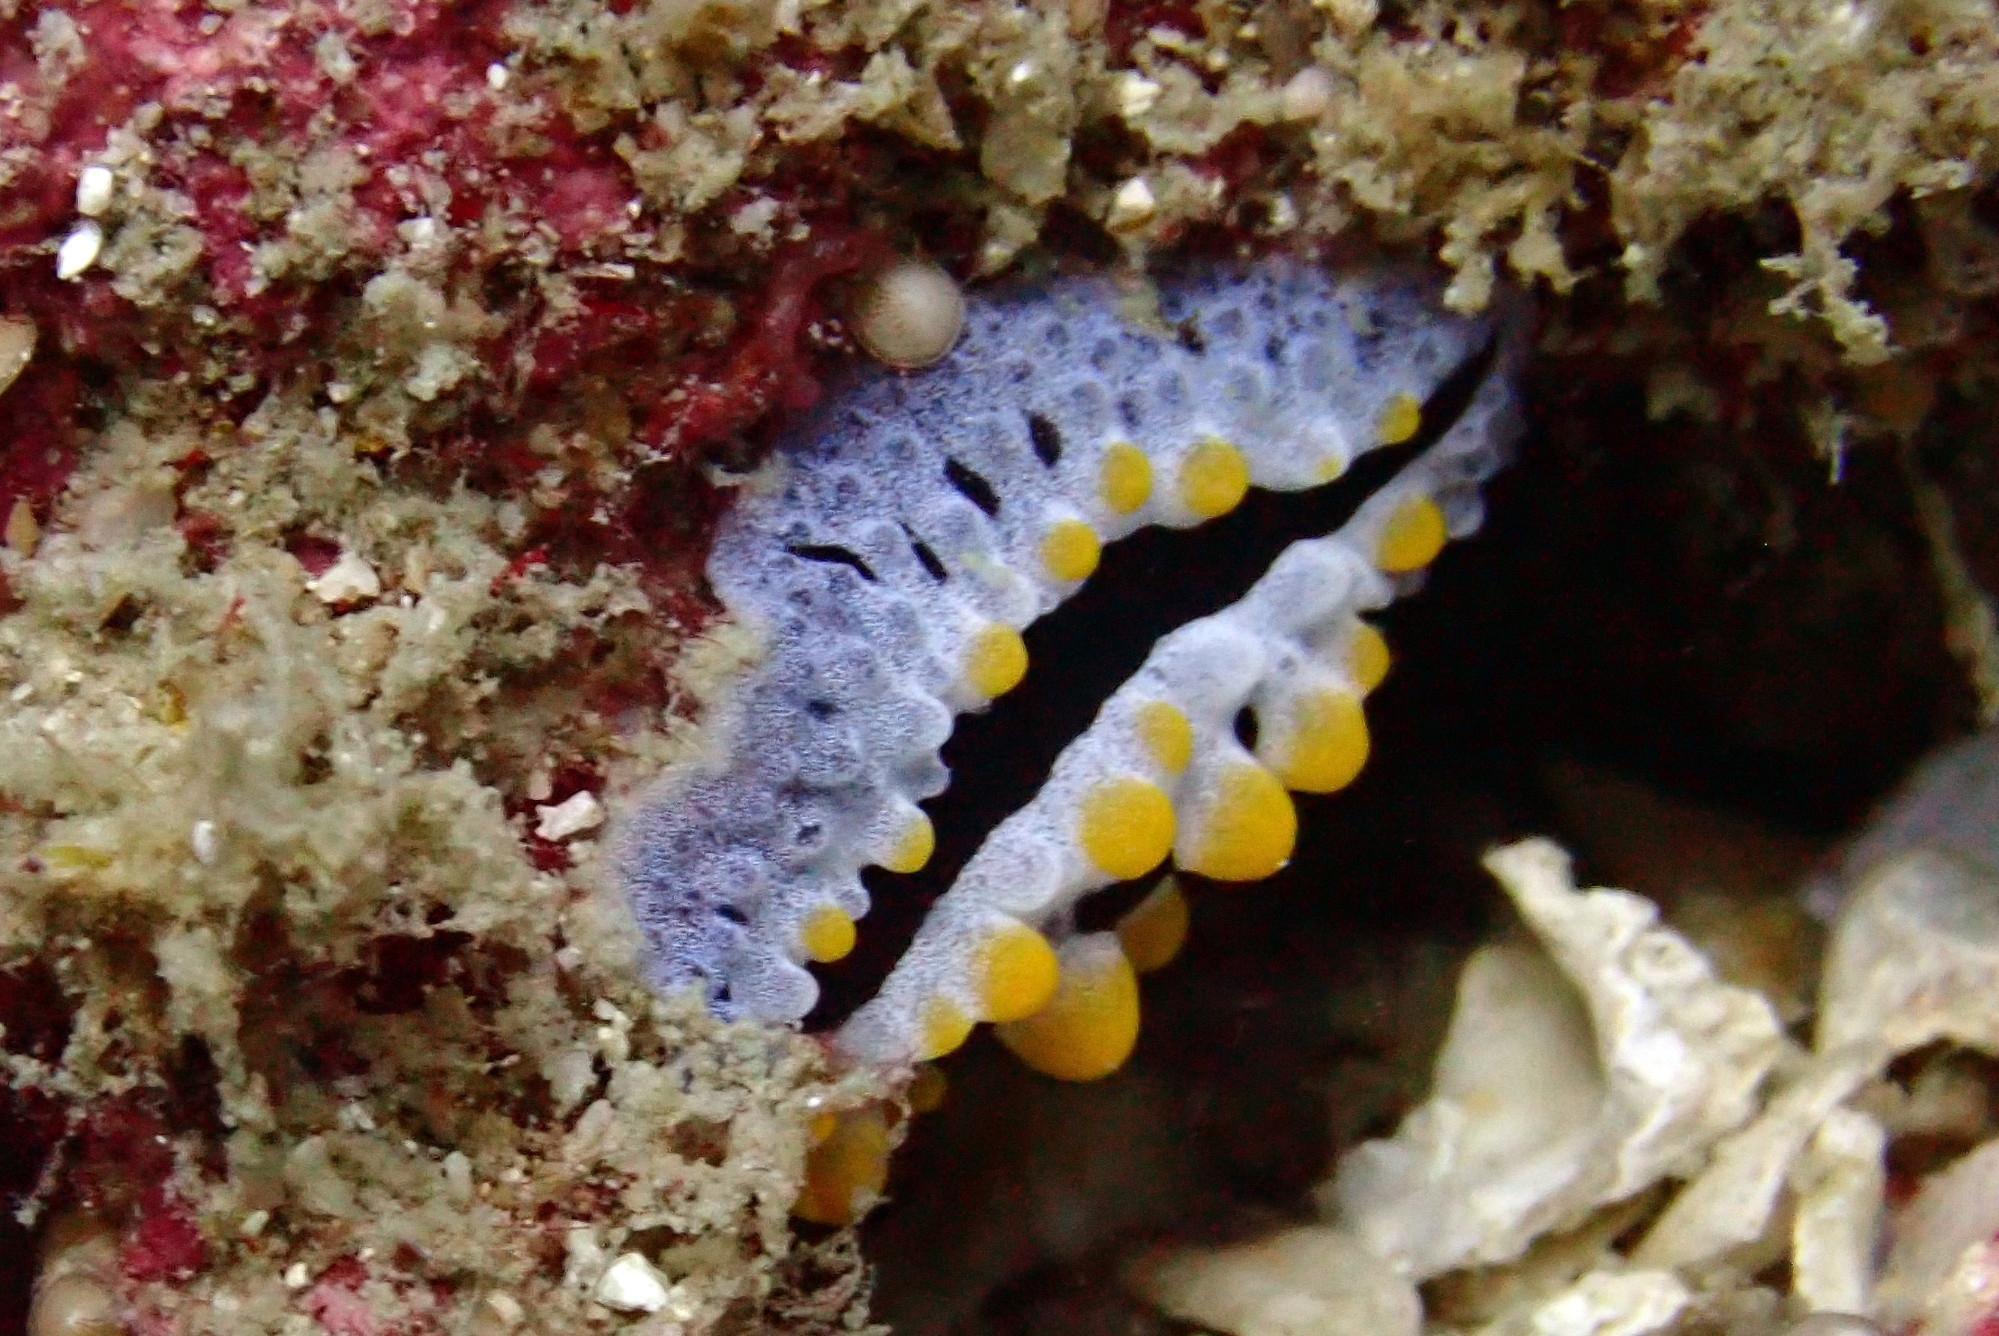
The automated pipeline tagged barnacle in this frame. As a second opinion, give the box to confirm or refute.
[619,260,1528,1076]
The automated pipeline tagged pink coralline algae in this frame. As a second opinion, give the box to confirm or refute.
[0,0,898,580]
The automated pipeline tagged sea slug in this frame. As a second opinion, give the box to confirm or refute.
[618,259,1529,1070]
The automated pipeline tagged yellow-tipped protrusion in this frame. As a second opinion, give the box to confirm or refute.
[916,997,975,1061]
[1041,519,1102,582]
[1135,700,1194,775]
[1180,763,1297,881]
[965,624,1029,698]
[1078,777,1177,881]
[997,935,1141,1081]
[907,1065,948,1114]
[1376,495,1447,574]
[975,921,1061,1021]
[794,1105,892,1225]
[1377,392,1422,445]
[1348,621,1391,694]
[1117,876,1190,973]
[881,811,935,874]
[1267,689,1370,794]
[1100,442,1153,515]
[1179,439,1250,518]
[800,905,858,963]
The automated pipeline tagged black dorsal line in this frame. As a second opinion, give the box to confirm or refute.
[899,524,948,581]
[943,457,1001,517]
[786,544,878,582]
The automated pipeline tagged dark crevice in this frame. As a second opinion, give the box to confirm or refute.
[1232,705,1259,751]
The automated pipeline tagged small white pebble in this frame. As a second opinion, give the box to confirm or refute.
[443,1150,474,1203]
[1281,66,1336,122]
[305,550,382,604]
[850,257,965,371]
[56,221,102,280]
[75,165,114,217]
[536,791,605,841]
[1105,176,1158,233]
[239,1209,269,1237]
[486,62,509,90]
[283,1263,310,1290]
[190,820,220,865]
[594,1254,670,1313]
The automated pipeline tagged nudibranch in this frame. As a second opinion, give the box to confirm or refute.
[619,260,1529,1075]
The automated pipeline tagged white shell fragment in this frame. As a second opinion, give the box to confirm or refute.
[536,791,605,841]
[1789,1108,1887,1316]
[1128,730,1999,1336]
[1513,1271,1690,1336]
[593,1253,670,1313]
[1329,838,1786,1279]
[305,550,382,604]
[1817,847,1999,1059]
[1126,1226,1419,1336]
[1629,1043,1875,1271]
[1878,1136,1999,1332]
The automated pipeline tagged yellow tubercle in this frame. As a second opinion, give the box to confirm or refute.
[1179,438,1250,519]
[1180,763,1297,881]
[1077,777,1177,881]
[1041,520,1102,582]
[1348,621,1391,694]
[997,936,1141,1082]
[794,1105,892,1226]
[1100,442,1153,514]
[1117,876,1190,973]
[975,921,1061,1022]
[1376,495,1447,574]
[809,1112,839,1144]
[1267,689,1370,794]
[965,624,1029,699]
[1315,452,1350,482]
[1135,700,1194,775]
[1377,392,1422,445]
[800,905,858,963]
[880,811,935,874]
[907,1065,948,1114]
[916,997,974,1061]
